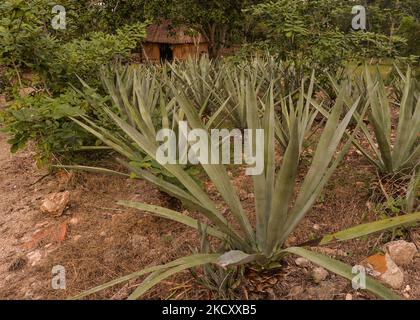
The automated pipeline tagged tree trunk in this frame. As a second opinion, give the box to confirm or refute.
[201,23,228,59]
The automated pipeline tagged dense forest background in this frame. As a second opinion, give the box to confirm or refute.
[1,0,419,89]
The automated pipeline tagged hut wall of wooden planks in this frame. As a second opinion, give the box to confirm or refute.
[141,21,209,63]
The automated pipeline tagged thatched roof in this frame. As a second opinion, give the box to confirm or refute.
[146,21,207,44]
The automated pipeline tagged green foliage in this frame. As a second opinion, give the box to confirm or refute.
[48,22,147,90]
[168,55,318,136]
[374,197,409,219]
[0,1,148,162]
[406,171,420,213]
[0,0,147,92]
[72,63,359,254]
[168,57,224,117]
[399,15,420,57]
[139,0,262,58]
[242,0,410,79]
[1,0,419,299]
[0,89,108,164]
[0,0,58,89]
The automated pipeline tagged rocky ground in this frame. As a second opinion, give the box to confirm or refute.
[0,132,418,300]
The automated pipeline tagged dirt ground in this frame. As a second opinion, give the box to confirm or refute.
[0,132,418,300]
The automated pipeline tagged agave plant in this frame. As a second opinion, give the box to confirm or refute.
[68,66,420,300]
[246,54,308,96]
[167,56,224,118]
[189,223,244,299]
[329,66,419,174]
[274,72,319,152]
[218,64,269,129]
[208,60,317,151]
[73,65,189,182]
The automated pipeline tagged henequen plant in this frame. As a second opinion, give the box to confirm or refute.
[274,73,319,152]
[167,56,224,118]
[190,56,318,150]
[70,67,420,300]
[330,66,419,174]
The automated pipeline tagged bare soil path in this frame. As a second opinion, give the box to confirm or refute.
[0,132,50,297]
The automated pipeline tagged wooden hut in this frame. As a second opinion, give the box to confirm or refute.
[141,21,209,63]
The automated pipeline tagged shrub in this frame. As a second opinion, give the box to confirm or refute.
[326,66,420,174]
[0,88,109,164]
[399,16,420,57]
[0,0,147,92]
[0,4,147,162]
[0,0,58,90]
[48,22,147,90]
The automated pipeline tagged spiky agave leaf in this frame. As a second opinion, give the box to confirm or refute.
[171,83,256,245]
[319,211,420,245]
[274,90,360,250]
[168,56,224,117]
[70,254,220,300]
[275,71,319,152]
